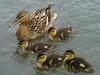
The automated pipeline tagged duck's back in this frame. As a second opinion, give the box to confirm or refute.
[29,5,55,38]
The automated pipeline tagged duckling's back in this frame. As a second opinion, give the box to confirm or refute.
[65,57,94,73]
[43,54,64,68]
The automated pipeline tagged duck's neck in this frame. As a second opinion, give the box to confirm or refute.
[18,25,29,33]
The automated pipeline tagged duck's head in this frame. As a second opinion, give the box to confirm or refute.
[37,53,47,64]
[48,27,57,37]
[64,50,75,60]
[9,10,30,27]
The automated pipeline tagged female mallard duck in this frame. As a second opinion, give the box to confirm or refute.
[36,53,64,70]
[16,41,56,55]
[9,4,57,45]
[47,27,72,41]
[63,50,94,73]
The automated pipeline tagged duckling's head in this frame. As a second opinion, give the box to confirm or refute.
[48,27,57,37]
[19,40,29,50]
[37,53,47,64]
[9,10,30,27]
[64,50,75,60]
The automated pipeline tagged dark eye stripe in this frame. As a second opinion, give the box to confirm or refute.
[21,13,26,17]
[18,13,27,19]
[40,56,45,59]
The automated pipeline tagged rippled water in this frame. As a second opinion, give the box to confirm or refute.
[0,0,100,75]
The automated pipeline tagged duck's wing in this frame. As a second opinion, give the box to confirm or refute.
[29,11,49,38]
[45,4,54,22]
[31,4,54,23]
[27,5,57,40]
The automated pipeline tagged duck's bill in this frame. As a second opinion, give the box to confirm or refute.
[9,19,20,28]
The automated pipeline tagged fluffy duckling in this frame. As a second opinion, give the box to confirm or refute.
[47,27,72,41]
[36,53,64,70]
[63,50,94,73]
[16,41,56,55]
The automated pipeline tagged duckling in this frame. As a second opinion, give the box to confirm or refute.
[36,53,64,70]
[63,50,94,73]
[16,41,56,55]
[47,27,72,41]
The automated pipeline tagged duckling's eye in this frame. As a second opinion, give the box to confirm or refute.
[39,56,45,60]
[20,41,26,45]
[50,29,56,33]
[69,54,74,58]
[21,42,25,44]
[66,53,74,59]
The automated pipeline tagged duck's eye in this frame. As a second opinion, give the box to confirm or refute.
[18,13,27,19]
[20,13,26,18]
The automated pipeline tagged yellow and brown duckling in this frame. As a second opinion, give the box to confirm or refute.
[63,50,94,73]
[9,4,57,46]
[36,53,64,70]
[47,27,72,41]
[16,41,56,55]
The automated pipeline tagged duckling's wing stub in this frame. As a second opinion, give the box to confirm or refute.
[56,27,72,40]
[29,42,53,53]
[44,54,63,68]
[69,58,93,73]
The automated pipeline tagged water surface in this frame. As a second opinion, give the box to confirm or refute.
[0,0,100,75]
